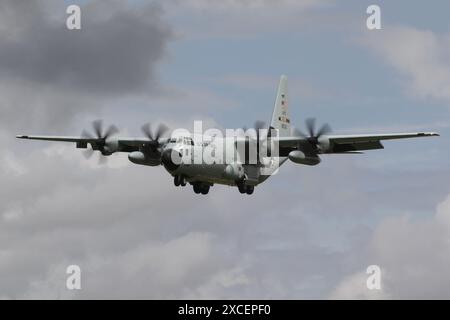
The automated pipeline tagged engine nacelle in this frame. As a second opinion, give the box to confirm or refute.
[102,139,120,155]
[223,163,245,180]
[128,151,160,166]
[317,137,331,153]
[288,150,321,166]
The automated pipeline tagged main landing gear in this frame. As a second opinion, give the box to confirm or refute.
[173,175,186,187]
[193,182,210,195]
[174,175,211,195]
[237,182,254,195]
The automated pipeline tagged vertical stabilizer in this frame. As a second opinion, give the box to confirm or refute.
[270,75,291,137]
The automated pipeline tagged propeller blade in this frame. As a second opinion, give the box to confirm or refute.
[154,123,169,141]
[242,121,266,140]
[254,120,266,131]
[92,120,103,139]
[83,148,94,159]
[316,123,331,137]
[294,128,308,138]
[141,123,154,141]
[255,120,267,142]
[103,124,119,140]
[305,118,316,137]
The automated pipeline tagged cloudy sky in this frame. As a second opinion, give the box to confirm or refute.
[0,0,449,299]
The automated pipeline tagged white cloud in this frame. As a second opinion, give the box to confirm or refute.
[330,193,450,299]
[329,271,390,299]
[363,26,450,104]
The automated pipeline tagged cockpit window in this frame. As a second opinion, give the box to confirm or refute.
[186,138,194,145]
[170,137,194,145]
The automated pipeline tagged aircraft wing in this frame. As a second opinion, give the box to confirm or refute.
[16,135,97,143]
[277,132,440,153]
[15,135,161,150]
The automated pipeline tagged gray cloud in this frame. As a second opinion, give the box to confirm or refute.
[0,0,171,94]
[0,0,172,131]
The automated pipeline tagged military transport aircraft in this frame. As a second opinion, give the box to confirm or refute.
[17,75,439,195]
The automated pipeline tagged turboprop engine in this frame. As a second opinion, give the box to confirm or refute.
[129,122,170,167]
[128,151,160,166]
[288,150,321,166]
[79,120,121,164]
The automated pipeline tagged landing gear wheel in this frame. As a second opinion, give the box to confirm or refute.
[193,183,209,194]
[246,186,254,195]
[200,185,210,195]
[237,183,246,194]
[174,175,180,187]
[180,176,186,187]
[193,183,201,194]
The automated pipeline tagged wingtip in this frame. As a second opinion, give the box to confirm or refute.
[418,132,440,137]
[16,135,28,139]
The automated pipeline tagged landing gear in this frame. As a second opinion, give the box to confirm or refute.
[200,185,210,195]
[238,183,246,194]
[174,175,187,187]
[193,182,210,195]
[237,182,255,195]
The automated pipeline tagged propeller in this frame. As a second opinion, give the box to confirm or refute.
[141,122,169,152]
[242,120,271,164]
[242,120,267,139]
[294,118,331,153]
[81,120,119,163]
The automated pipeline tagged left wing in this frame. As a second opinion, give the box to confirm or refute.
[277,132,439,153]
[16,135,162,151]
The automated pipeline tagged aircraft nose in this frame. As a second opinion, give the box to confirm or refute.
[161,148,182,171]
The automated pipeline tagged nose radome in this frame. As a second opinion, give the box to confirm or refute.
[161,148,182,171]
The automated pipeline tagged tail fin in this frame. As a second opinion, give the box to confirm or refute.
[270,75,291,137]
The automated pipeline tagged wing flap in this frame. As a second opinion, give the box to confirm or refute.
[332,140,384,152]
[328,132,439,144]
